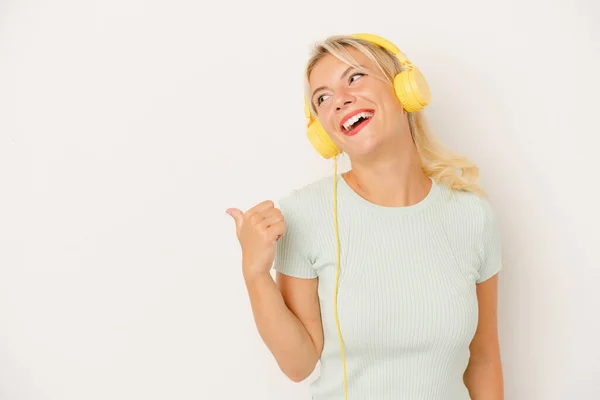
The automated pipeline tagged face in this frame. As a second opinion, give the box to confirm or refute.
[308,47,407,157]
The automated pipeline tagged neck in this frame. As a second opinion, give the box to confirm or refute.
[343,134,432,208]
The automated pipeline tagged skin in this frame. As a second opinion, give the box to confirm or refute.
[226,201,322,382]
[227,47,503,397]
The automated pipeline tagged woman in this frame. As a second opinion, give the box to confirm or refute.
[227,33,504,400]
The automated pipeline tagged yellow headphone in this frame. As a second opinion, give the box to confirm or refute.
[304,33,432,159]
[306,34,432,400]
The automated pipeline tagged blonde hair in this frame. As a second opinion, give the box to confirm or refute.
[304,35,486,197]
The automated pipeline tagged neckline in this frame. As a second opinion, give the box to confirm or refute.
[337,173,441,215]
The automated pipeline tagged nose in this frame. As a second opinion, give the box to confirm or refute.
[334,92,355,111]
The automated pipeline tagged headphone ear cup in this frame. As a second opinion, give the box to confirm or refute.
[393,66,431,112]
[306,119,342,159]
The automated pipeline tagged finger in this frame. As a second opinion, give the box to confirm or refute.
[225,208,244,235]
[258,211,283,230]
[266,221,286,242]
[246,200,275,216]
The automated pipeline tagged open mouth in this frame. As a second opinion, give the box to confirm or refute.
[340,110,374,136]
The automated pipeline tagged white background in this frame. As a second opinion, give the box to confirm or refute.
[1,0,599,399]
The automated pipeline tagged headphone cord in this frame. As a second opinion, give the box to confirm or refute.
[332,155,348,399]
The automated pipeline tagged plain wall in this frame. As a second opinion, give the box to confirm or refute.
[1,0,599,399]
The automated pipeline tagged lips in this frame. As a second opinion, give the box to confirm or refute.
[339,108,375,136]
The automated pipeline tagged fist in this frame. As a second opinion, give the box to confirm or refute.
[226,200,286,279]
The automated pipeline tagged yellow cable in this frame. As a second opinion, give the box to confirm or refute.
[332,155,348,400]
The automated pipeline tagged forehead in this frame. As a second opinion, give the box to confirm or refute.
[308,46,375,88]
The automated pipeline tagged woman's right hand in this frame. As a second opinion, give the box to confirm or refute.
[226,200,286,281]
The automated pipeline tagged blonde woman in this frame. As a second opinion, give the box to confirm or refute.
[227,33,504,400]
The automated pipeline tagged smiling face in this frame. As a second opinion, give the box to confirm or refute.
[308,46,409,158]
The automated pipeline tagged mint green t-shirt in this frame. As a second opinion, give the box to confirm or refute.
[272,174,503,400]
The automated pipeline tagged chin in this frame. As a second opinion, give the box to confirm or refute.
[345,134,382,157]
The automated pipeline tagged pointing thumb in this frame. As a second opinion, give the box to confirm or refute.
[226,208,244,234]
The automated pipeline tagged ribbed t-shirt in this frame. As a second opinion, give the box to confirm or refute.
[272,174,503,400]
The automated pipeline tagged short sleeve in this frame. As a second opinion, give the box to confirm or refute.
[272,195,317,279]
[476,200,503,283]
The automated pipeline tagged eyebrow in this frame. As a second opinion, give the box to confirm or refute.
[311,65,357,105]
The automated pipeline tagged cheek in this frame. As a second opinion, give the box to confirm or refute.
[317,108,338,135]
[384,91,403,112]
[326,116,338,134]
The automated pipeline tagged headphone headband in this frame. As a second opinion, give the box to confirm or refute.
[349,33,411,68]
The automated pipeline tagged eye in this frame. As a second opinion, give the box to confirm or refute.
[349,72,365,84]
[316,94,330,106]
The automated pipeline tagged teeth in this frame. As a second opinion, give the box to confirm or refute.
[343,111,373,131]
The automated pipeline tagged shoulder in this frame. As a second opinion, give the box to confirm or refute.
[272,176,334,277]
[433,182,504,281]
[439,183,504,281]
[277,175,334,217]
[434,181,499,234]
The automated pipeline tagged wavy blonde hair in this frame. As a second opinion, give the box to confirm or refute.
[304,34,485,197]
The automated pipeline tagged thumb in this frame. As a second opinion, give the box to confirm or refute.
[226,208,244,234]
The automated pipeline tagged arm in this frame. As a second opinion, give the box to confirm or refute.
[244,271,323,382]
[227,200,323,382]
[463,274,504,399]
